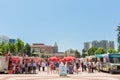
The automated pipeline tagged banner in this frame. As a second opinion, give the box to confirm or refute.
[59,65,67,76]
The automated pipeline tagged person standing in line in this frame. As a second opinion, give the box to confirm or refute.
[12,62,16,74]
[32,61,37,74]
[88,61,91,73]
[37,61,41,71]
[54,61,59,74]
[28,60,31,74]
[50,62,55,74]
[96,61,100,72]
[21,62,25,74]
[41,61,46,72]
[91,61,94,73]
[25,62,28,74]
[81,61,84,72]
[83,61,87,71]
[68,63,74,74]
[75,61,80,74]
[46,60,50,74]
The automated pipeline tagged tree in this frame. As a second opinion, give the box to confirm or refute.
[41,54,45,58]
[81,49,87,58]
[87,47,97,56]
[116,25,120,52]
[15,38,24,54]
[81,53,87,58]
[107,48,118,53]
[8,43,16,55]
[74,50,80,58]
[0,42,10,55]
[24,43,31,56]
[82,49,87,54]
[95,48,107,54]
[0,44,7,55]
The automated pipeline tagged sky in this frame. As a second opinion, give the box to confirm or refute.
[0,0,120,52]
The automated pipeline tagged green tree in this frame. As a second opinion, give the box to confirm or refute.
[41,54,45,58]
[95,48,107,54]
[107,48,118,53]
[8,42,16,55]
[82,49,87,54]
[43,51,49,58]
[0,44,7,55]
[15,38,24,54]
[74,50,80,58]
[81,53,87,58]
[0,42,10,55]
[116,25,120,52]
[24,43,31,56]
[81,49,87,58]
[87,47,97,56]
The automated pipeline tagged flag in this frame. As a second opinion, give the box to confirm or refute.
[5,51,11,61]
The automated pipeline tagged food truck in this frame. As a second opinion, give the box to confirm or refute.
[94,53,120,74]
[0,56,22,74]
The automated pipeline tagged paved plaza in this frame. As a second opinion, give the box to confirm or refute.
[0,71,120,80]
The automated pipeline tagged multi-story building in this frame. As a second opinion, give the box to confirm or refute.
[0,34,9,43]
[92,40,99,48]
[99,40,109,50]
[31,43,54,53]
[9,39,16,43]
[31,43,58,54]
[84,40,115,50]
[0,34,16,44]
[108,41,114,49]
[84,42,91,50]
[31,43,59,57]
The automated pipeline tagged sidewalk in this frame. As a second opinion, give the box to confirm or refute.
[0,69,120,80]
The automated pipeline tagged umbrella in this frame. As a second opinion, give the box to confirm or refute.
[48,56,59,62]
[62,56,76,62]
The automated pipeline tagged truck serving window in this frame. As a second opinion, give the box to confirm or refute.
[110,57,120,63]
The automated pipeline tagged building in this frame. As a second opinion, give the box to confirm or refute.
[91,40,99,48]
[99,40,109,50]
[84,42,91,50]
[84,40,115,50]
[108,41,114,49]
[31,43,54,53]
[31,42,63,57]
[0,34,9,43]
[9,39,16,43]
[53,42,58,53]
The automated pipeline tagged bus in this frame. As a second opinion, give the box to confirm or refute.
[94,53,120,74]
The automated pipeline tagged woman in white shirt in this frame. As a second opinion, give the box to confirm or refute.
[41,61,46,71]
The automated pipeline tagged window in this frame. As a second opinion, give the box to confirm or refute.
[110,57,120,63]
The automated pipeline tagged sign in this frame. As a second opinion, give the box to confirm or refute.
[59,65,67,76]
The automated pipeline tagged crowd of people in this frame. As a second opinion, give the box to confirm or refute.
[11,58,101,74]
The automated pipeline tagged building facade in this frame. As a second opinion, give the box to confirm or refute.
[108,41,114,49]
[84,40,115,50]
[0,34,9,43]
[9,39,16,43]
[31,42,58,54]
[53,42,58,53]
[84,42,91,50]
[31,43,54,53]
